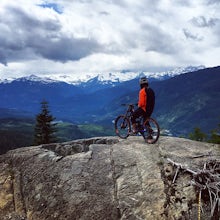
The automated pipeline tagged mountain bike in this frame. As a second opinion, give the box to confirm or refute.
[114,104,160,144]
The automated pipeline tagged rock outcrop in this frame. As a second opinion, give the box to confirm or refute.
[0,136,219,220]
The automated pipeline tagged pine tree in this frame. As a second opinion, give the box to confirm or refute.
[34,100,57,145]
[209,123,220,144]
[189,127,207,142]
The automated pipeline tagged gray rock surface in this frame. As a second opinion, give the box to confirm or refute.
[0,136,219,220]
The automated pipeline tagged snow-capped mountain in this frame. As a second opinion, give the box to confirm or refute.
[0,66,219,137]
[156,65,206,78]
[14,74,59,84]
[0,65,206,85]
[44,65,206,84]
[0,74,60,84]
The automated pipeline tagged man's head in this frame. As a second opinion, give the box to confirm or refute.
[139,76,148,88]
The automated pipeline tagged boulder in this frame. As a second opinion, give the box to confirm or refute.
[0,136,219,219]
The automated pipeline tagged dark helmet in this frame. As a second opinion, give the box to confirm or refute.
[139,76,148,86]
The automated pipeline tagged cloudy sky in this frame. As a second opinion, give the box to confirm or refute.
[0,0,220,79]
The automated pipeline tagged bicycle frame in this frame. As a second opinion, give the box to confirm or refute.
[115,103,160,143]
[122,104,145,132]
[122,104,134,120]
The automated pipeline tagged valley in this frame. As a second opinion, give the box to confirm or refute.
[0,66,219,153]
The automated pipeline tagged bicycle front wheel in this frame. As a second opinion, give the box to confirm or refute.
[143,118,160,144]
[114,115,131,139]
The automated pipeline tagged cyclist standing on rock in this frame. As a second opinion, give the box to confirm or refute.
[131,76,155,142]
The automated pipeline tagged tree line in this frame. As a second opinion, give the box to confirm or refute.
[1,100,219,155]
[189,124,220,144]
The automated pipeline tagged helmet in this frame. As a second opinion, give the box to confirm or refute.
[139,76,148,85]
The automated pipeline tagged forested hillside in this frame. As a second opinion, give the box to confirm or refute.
[0,66,219,153]
[106,66,220,136]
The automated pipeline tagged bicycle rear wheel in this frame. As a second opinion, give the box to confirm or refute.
[115,115,131,139]
[143,118,160,144]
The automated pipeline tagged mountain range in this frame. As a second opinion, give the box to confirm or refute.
[0,65,219,138]
[0,65,205,85]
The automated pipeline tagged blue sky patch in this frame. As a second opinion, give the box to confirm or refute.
[38,3,63,14]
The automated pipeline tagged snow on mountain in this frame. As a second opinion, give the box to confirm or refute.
[160,65,206,77]
[39,65,205,85]
[14,74,60,84]
[0,79,13,84]
[1,74,60,84]
[0,65,206,85]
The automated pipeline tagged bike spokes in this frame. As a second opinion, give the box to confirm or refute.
[143,118,160,144]
[115,115,130,139]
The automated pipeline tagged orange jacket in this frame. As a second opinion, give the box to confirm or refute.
[138,87,146,112]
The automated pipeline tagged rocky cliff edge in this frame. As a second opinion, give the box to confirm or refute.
[0,136,219,220]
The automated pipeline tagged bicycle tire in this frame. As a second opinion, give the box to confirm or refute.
[143,118,160,144]
[114,115,131,139]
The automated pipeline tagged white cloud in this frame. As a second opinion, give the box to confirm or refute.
[0,0,220,79]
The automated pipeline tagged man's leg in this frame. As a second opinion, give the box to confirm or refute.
[144,113,154,142]
[131,108,145,133]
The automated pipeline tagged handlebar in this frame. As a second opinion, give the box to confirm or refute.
[121,103,138,107]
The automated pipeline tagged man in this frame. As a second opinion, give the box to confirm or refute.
[131,76,155,139]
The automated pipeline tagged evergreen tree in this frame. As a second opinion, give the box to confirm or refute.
[34,100,57,145]
[189,127,207,142]
[209,123,220,144]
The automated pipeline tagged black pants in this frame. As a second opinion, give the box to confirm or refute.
[131,107,150,124]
